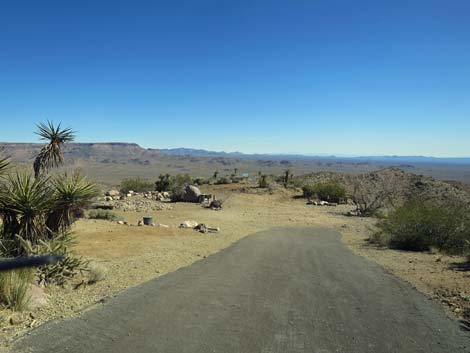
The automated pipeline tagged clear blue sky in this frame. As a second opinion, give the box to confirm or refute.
[1,0,469,157]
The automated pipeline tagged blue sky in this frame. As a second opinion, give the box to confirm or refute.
[0,0,469,157]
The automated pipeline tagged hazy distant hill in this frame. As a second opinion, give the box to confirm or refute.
[1,142,470,185]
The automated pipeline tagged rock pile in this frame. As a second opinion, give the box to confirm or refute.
[95,194,173,212]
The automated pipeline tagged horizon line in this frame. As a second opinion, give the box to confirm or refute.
[1,141,470,160]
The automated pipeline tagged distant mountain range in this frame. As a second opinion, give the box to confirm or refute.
[159,148,470,164]
[1,142,470,165]
[1,142,470,184]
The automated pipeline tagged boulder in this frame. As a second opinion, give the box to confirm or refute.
[106,189,120,197]
[181,185,201,203]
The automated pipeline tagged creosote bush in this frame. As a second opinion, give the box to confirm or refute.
[88,209,122,222]
[120,177,154,194]
[302,181,346,202]
[375,200,470,254]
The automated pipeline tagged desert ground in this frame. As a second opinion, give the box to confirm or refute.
[1,182,470,350]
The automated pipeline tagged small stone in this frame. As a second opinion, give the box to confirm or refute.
[9,314,24,326]
[117,221,124,225]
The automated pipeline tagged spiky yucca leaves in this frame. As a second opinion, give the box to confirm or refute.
[0,174,52,254]
[33,121,75,178]
[0,156,9,176]
[47,173,98,234]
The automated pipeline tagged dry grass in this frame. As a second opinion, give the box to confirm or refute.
[0,270,33,312]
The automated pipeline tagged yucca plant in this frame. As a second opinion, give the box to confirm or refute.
[33,121,75,178]
[0,121,96,288]
[47,172,98,234]
[0,156,9,176]
[0,173,52,253]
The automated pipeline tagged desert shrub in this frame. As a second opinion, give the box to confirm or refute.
[0,269,33,311]
[169,174,193,201]
[172,174,192,186]
[120,177,153,194]
[85,263,107,284]
[352,173,398,217]
[215,177,232,185]
[170,187,185,202]
[259,175,269,188]
[18,232,87,285]
[88,209,121,221]
[376,200,470,253]
[192,178,208,186]
[291,178,304,189]
[302,181,346,202]
[155,174,172,192]
[154,174,194,201]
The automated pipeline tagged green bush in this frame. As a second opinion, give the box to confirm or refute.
[120,177,154,194]
[155,174,172,192]
[0,269,33,311]
[167,174,193,202]
[302,181,346,202]
[88,209,122,222]
[376,200,470,253]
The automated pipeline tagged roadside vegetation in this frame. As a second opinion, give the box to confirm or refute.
[0,121,97,310]
[373,200,470,255]
[0,269,33,311]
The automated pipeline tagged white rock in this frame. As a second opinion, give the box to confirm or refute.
[106,189,120,197]
[180,220,198,229]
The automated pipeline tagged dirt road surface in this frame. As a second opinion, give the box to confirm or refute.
[13,228,470,353]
